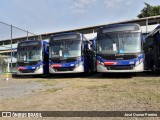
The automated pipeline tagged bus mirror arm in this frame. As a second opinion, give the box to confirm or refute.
[45,45,49,54]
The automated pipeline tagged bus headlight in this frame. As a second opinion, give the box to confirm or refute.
[135,58,143,66]
[140,58,143,63]
[36,65,43,70]
[97,60,100,65]
[75,62,83,68]
[100,62,104,66]
[97,60,104,66]
[135,60,140,66]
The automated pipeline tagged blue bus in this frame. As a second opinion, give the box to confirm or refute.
[49,32,96,74]
[143,25,160,72]
[96,24,144,73]
[16,40,49,75]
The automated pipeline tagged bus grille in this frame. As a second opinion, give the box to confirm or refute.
[21,69,35,73]
[55,67,74,72]
[17,61,39,66]
[106,65,133,70]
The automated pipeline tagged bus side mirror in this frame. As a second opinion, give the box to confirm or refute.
[81,44,84,51]
[88,44,91,50]
[46,45,49,54]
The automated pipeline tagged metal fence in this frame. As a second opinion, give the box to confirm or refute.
[0,21,38,73]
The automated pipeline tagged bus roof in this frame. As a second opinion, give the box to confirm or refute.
[50,32,81,41]
[101,24,140,33]
[146,24,160,37]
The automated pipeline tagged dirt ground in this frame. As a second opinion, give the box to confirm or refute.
[0,72,160,120]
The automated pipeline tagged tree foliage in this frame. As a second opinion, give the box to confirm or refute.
[137,2,160,18]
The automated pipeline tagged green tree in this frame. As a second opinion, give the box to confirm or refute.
[137,2,160,18]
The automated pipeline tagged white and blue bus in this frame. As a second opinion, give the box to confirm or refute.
[49,32,96,74]
[96,24,144,73]
[17,40,49,75]
[143,25,160,72]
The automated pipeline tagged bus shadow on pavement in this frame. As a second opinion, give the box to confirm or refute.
[90,73,134,79]
[12,71,160,79]
[47,73,94,79]
[87,72,160,79]
[135,71,160,77]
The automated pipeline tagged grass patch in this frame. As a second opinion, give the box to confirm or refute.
[36,80,57,86]
[45,88,62,93]
[70,79,112,89]
[86,84,109,90]
[31,90,36,92]
[122,89,160,103]
[139,79,160,84]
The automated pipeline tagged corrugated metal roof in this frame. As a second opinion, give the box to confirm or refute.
[39,15,160,36]
[0,43,18,50]
[1,15,160,42]
[140,24,159,33]
[84,33,97,40]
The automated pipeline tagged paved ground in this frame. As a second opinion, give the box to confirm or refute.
[0,72,160,120]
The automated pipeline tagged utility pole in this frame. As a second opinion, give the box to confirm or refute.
[146,18,148,34]
[11,25,13,72]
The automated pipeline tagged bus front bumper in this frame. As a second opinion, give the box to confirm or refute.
[49,65,84,74]
[97,62,144,73]
[17,68,43,75]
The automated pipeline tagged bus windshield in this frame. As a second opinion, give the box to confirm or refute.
[50,40,81,58]
[17,45,42,62]
[97,32,141,54]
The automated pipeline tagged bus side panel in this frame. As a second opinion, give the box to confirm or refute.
[43,42,49,74]
[83,39,97,73]
[90,38,97,72]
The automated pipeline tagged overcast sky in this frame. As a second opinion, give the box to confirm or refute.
[0,0,160,35]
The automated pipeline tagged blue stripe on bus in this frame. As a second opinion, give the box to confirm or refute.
[97,54,144,66]
[18,61,43,70]
[49,57,83,68]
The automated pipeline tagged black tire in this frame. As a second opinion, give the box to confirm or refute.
[101,73,107,77]
[151,64,159,74]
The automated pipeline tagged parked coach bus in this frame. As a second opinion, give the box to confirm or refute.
[96,24,144,73]
[143,25,160,72]
[49,32,96,74]
[17,40,49,75]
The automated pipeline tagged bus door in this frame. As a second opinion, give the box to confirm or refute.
[83,41,88,72]
[88,44,96,72]
[155,33,160,68]
[87,43,93,72]
[144,36,155,69]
